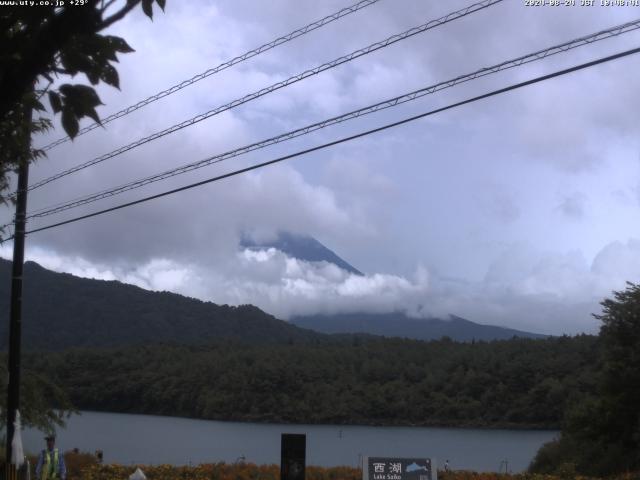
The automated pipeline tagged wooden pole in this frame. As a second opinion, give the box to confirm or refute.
[5,98,31,468]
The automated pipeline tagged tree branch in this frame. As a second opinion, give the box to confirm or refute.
[100,0,141,30]
[100,0,119,14]
[35,80,53,100]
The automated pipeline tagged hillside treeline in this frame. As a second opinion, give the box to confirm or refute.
[529,283,640,476]
[0,259,323,350]
[27,335,598,429]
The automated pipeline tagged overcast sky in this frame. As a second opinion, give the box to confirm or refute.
[3,0,640,335]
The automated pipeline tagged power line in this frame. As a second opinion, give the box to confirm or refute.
[23,17,640,221]
[38,0,384,152]
[22,0,503,195]
[17,46,640,239]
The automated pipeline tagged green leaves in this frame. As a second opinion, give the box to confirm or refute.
[26,6,159,141]
[105,35,135,54]
[0,361,75,432]
[61,109,79,139]
[55,84,104,138]
[535,283,640,475]
[142,0,154,19]
[50,85,105,138]
[100,64,120,89]
[140,0,166,20]
[48,91,62,113]
[0,0,166,206]
[59,33,132,88]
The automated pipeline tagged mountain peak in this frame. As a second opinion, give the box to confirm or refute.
[240,231,362,275]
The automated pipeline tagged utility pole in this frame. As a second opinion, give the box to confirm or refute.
[5,100,32,472]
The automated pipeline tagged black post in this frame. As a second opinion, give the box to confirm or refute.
[5,106,31,465]
[281,433,306,480]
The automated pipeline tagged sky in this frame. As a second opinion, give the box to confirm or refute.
[3,0,640,335]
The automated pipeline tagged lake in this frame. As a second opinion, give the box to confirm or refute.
[22,411,557,473]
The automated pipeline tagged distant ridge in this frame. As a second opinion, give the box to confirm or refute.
[291,312,548,342]
[240,231,362,275]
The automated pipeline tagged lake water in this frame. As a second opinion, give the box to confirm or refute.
[22,411,557,473]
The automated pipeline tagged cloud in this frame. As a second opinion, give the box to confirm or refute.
[556,192,587,220]
[205,248,431,320]
[23,164,371,268]
[6,236,640,337]
[473,182,521,224]
[591,239,640,283]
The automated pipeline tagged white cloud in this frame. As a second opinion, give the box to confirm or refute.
[591,239,640,283]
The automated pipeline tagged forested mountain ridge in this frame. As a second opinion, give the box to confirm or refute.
[0,259,323,350]
[28,334,599,429]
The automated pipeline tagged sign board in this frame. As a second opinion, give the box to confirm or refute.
[364,457,435,480]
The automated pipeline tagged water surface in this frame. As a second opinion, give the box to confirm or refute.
[22,411,557,473]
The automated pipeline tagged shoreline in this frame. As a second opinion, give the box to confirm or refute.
[67,409,561,432]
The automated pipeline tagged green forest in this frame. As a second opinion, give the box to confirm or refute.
[24,335,598,429]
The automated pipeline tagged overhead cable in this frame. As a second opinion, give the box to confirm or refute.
[16,46,640,239]
[23,18,640,220]
[23,0,503,195]
[39,0,384,151]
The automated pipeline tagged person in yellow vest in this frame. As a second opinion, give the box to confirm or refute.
[35,434,66,480]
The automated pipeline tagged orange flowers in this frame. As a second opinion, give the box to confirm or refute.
[75,463,361,480]
[69,462,640,480]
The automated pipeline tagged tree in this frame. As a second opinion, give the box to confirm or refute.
[0,360,76,434]
[590,282,640,469]
[530,282,640,475]
[0,0,166,435]
[0,0,166,206]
